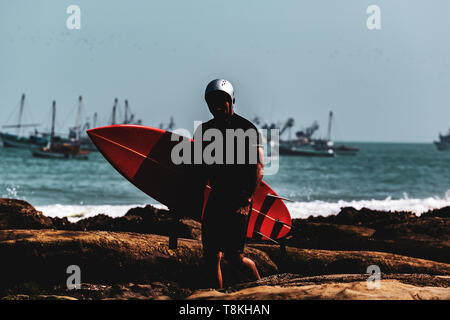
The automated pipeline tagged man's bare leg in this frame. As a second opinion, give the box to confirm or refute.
[229,253,261,281]
[205,251,224,289]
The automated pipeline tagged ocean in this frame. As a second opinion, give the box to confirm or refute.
[1,142,449,221]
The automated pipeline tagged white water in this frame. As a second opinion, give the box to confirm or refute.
[285,192,450,219]
[37,192,450,222]
[36,203,168,222]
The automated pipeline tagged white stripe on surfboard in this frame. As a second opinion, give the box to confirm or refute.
[251,207,292,229]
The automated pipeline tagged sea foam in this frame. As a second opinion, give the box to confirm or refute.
[286,193,450,219]
[36,192,450,222]
[36,203,167,222]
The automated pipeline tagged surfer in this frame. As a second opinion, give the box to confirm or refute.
[194,79,263,289]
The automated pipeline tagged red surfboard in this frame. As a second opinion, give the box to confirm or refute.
[87,125,291,240]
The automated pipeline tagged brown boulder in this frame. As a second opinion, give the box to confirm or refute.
[0,199,201,241]
[0,198,53,230]
[187,276,450,300]
[72,205,201,240]
[0,229,277,292]
[251,244,450,276]
[285,206,450,263]
[2,229,449,291]
[421,206,450,218]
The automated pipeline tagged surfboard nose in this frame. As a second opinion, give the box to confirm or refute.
[86,128,94,139]
[86,127,104,151]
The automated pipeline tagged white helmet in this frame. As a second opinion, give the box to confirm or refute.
[205,79,235,107]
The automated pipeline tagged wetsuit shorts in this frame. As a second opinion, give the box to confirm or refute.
[201,201,251,256]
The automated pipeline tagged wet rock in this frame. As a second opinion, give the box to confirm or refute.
[1,229,449,297]
[0,199,201,240]
[2,198,450,300]
[231,273,450,291]
[3,198,448,264]
[187,276,450,300]
[421,206,450,218]
[0,198,53,230]
[1,294,30,300]
[35,295,78,300]
[0,229,277,292]
[284,206,450,263]
[71,207,202,240]
[251,244,450,276]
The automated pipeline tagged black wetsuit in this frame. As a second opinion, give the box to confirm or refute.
[194,113,262,255]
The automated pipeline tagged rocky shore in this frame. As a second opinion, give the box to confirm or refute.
[0,198,449,300]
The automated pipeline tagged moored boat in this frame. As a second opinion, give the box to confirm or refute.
[333,145,360,155]
[279,143,335,157]
[0,94,46,148]
[0,132,47,148]
[31,100,90,160]
[31,143,90,160]
[434,129,450,151]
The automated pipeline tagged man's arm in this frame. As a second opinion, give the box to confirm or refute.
[237,146,264,214]
[249,146,264,198]
[189,125,208,221]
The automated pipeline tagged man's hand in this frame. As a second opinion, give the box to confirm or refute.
[236,203,252,216]
[256,146,264,186]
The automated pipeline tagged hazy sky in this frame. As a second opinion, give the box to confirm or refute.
[1,0,449,142]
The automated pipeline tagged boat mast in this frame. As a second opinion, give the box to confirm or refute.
[168,116,174,130]
[327,111,333,142]
[93,112,97,128]
[124,99,129,124]
[17,93,25,136]
[50,100,56,147]
[112,98,118,125]
[76,96,82,141]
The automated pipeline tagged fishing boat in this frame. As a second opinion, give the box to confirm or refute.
[67,96,99,152]
[122,99,142,125]
[31,100,90,160]
[32,142,90,160]
[109,98,142,126]
[159,116,175,131]
[79,111,98,152]
[265,111,358,157]
[311,111,359,156]
[313,111,359,156]
[0,131,47,148]
[78,98,143,152]
[280,143,335,157]
[332,145,359,155]
[278,114,335,157]
[0,94,47,148]
[260,117,333,157]
[434,129,450,151]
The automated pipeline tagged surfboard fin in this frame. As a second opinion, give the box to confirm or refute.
[266,194,293,202]
[254,231,279,244]
[253,231,288,259]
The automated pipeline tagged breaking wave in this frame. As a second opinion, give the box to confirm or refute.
[37,191,450,222]
[286,191,450,219]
